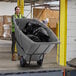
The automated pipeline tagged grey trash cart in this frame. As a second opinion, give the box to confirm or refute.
[14,18,59,67]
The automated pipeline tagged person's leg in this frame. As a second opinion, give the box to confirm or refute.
[11,32,16,61]
[12,32,15,54]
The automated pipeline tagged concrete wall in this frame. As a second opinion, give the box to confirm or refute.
[0,2,31,18]
[67,0,76,61]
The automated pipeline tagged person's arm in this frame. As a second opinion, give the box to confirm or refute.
[11,15,15,28]
[11,15,15,23]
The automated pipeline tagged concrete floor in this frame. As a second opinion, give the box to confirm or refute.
[0,40,75,73]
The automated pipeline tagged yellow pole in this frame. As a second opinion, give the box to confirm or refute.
[59,0,67,66]
[17,0,20,6]
[17,0,24,15]
[20,0,24,15]
[56,22,60,64]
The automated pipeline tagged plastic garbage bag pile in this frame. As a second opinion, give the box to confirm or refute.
[22,21,51,42]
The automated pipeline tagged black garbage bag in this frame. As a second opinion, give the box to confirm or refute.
[27,35,41,42]
[22,22,41,35]
[22,21,50,42]
[33,27,50,42]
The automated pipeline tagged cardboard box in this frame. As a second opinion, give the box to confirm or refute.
[0,16,3,23]
[49,18,58,28]
[0,15,12,39]
[3,15,12,24]
[3,24,11,38]
[0,23,4,37]
[33,8,59,21]
[51,28,56,34]
[33,8,59,29]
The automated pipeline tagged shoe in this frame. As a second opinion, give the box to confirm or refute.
[12,53,17,61]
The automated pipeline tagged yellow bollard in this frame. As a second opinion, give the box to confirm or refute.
[15,43,17,53]
[56,0,67,66]
[56,22,60,64]
[59,0,67,66]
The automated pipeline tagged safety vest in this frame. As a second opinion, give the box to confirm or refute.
[12,14,22,32]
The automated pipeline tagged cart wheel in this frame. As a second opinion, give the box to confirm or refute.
[37,60,43,66]
[20,56,26,67]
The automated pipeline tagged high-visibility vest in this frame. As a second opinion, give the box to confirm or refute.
[12,14,22,32]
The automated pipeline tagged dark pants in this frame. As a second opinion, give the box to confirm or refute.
[11,32,16,55]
